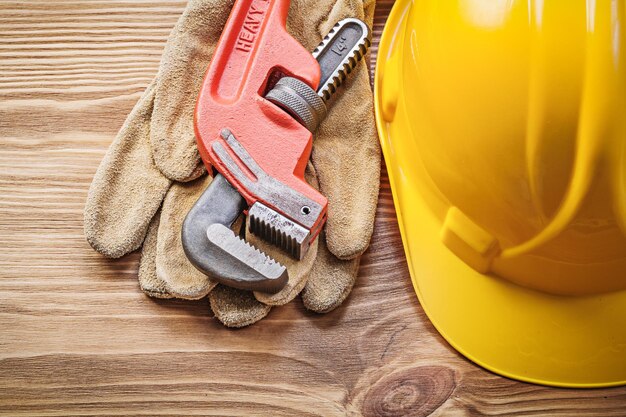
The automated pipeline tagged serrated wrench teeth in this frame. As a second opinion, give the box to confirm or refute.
[248,202,312,260]
[313,18,372,102]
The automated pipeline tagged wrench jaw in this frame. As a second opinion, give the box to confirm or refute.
[213,129,326,258]
[248,202,313,261]
[182,128,324,295]
[181,174,288,294]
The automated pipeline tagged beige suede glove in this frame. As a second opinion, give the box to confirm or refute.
[84,0,380,327]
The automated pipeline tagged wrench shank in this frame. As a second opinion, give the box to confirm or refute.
[313,18,372,101]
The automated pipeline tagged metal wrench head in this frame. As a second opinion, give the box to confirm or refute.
[184,14,371,293]
[181,174,288,293]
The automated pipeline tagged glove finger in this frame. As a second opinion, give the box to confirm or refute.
[251,162,319,306]
[321,0,380,261]
[362,0,376,79]
[84,81,172,258]
[151,0,235,182]
[363,0,376,27]
[301,232,361,314]
[324,0,370,29]
[209,285,271,328]
[289,0,381,261]
[155,174,217,299]
[287,0,360,49]
[313,59,380,260]
[138,210,173,299]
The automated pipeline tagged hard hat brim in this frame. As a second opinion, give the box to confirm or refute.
[374,0,626,388]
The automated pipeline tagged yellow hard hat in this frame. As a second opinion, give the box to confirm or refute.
[374,0,626,387]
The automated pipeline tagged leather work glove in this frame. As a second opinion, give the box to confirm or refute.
[84,0,380,327]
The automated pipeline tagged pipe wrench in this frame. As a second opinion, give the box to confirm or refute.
[182,0,371,293]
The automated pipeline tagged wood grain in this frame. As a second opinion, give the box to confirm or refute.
[1,1,625,415]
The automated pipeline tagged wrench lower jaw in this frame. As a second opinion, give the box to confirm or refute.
[205,224,288,294]
[181,174,289,294]
[183,222,289,294]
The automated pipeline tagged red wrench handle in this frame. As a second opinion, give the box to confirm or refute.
[195,0,327,233]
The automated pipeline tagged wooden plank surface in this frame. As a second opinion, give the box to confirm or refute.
[1,1,625,415]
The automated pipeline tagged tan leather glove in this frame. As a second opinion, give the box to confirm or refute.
[84,0,380,327]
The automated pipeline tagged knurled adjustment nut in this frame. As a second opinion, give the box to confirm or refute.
[265,76,327,132]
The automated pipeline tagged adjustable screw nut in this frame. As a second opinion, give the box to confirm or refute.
[265,76,327,133]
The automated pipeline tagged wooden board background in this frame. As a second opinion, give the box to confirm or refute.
[1,1,625,415]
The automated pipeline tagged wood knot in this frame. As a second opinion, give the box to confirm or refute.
[361,366,456,417]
